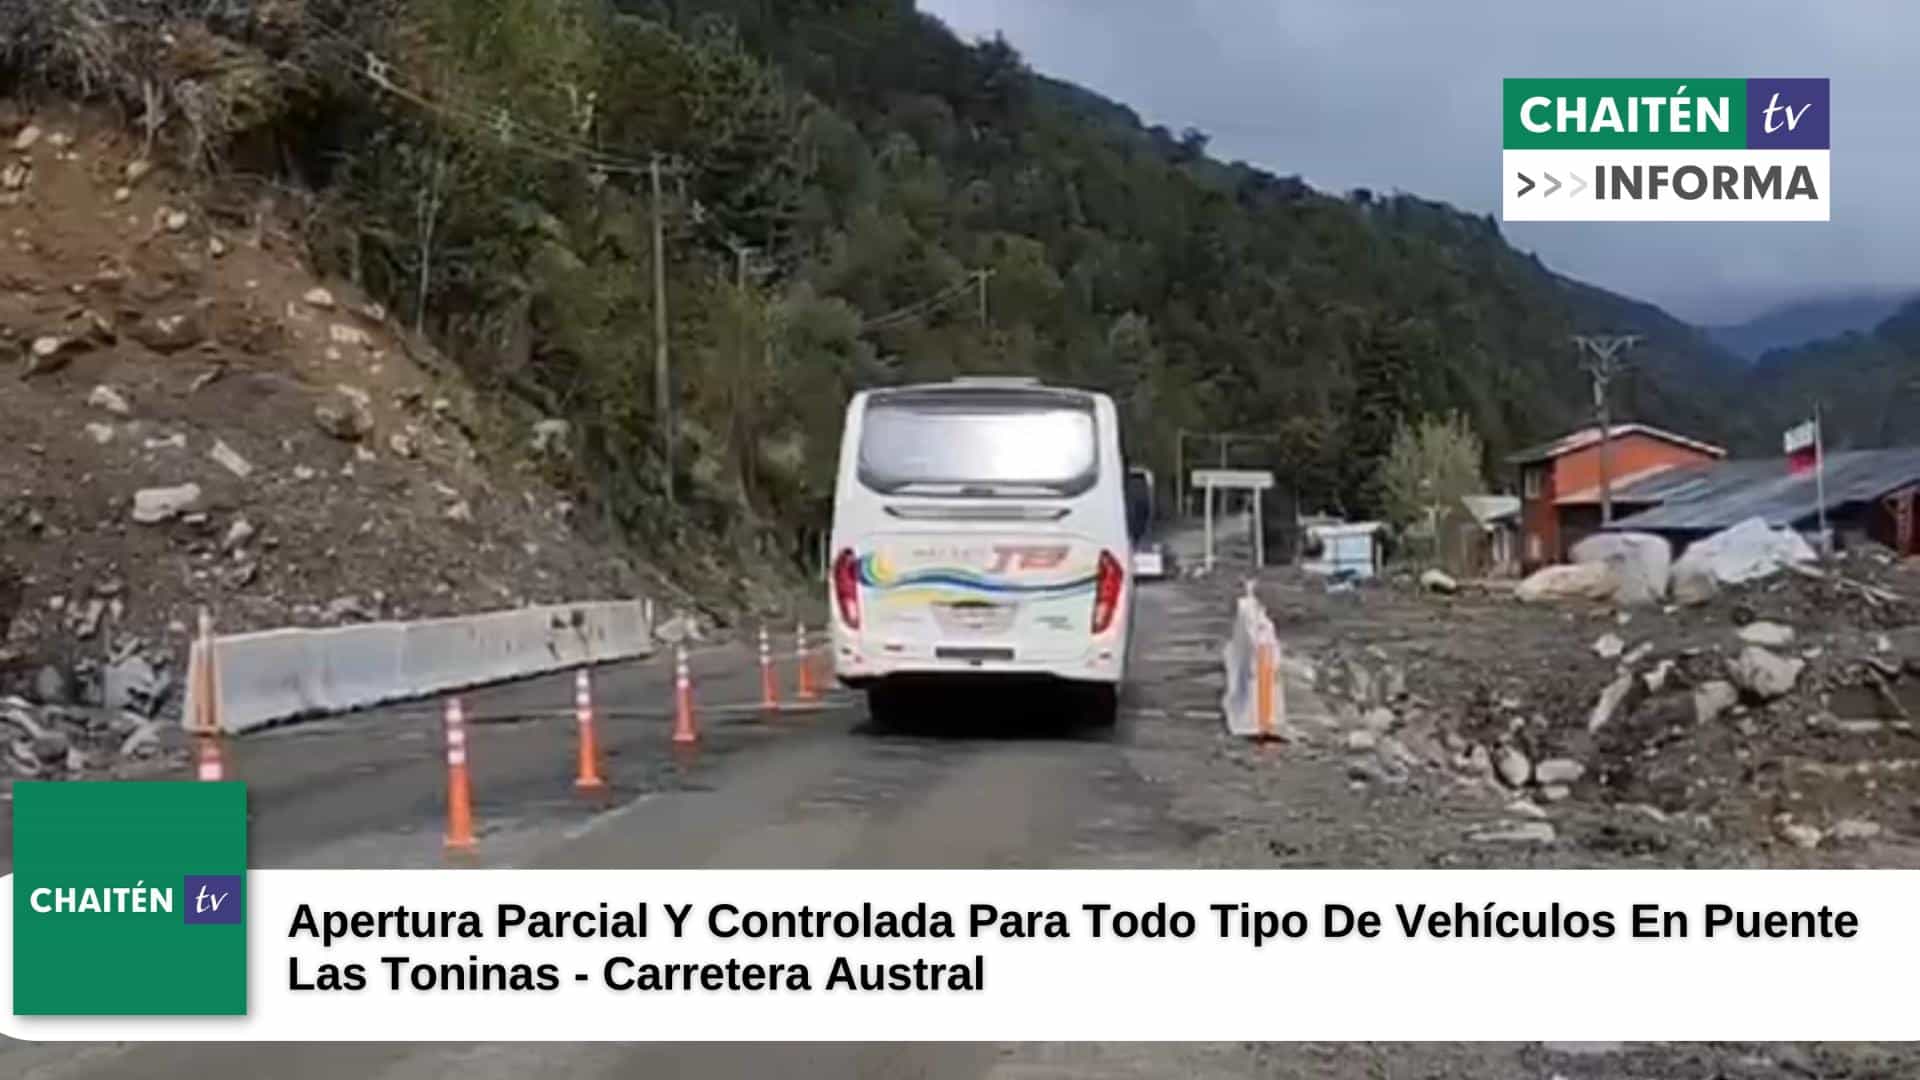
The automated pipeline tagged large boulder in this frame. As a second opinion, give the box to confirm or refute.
[1570,531,1672,607]
[1729,645,1804,701]
[1516,562,1616,604]
[1671,517,1817,605]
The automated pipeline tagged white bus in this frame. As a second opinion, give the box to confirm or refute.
[827,377,1142,726]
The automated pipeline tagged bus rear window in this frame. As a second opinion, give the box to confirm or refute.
[857,391,1098,495]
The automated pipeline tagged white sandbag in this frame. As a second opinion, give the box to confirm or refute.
[1571,532,1672,607]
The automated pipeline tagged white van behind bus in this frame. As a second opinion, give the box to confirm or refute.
[827,377,1142,725]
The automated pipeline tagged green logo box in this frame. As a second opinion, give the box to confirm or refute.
[12,782,247,1016]
[1504,78,1749,149]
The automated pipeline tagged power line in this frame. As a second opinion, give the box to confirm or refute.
[858,271,991,334]
[302,22,687,178]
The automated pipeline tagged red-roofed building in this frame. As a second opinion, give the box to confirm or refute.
[1507,424,1726,569]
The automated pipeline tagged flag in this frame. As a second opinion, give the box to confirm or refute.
[1784,419,1819,475]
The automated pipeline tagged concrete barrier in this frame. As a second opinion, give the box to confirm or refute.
[184,600,655,734]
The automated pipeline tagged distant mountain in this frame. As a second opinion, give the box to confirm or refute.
[1744,297,1920,448]
[1708,291,1917,363]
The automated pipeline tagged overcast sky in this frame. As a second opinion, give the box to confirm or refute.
[920,0,1914,326]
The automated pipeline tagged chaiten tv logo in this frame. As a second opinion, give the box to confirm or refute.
[1502,77,1830,222]
[12,781,247,1015]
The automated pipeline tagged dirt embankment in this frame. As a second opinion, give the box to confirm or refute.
[0,103,729,780]
[1265,551,1920,863]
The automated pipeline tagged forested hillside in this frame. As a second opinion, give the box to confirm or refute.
[1748,298,1920,448]
[5,0,1755,572]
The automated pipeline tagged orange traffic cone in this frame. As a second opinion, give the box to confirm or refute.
[795,621,818,701]
[444,696,476,851]
[574,668,606,790]
[671,645,698,745]
[189,610,228,780]
[1256,641,1271,738]
[1254,638,1278,741]
[758,624,780,713]
[195,734,225,782]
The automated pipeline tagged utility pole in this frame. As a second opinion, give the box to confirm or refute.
[976,269,993,327]
[1814,399,1829,558]
[651,155,673,506]
[1570,333,1641,525]
[1175,429,1186,521]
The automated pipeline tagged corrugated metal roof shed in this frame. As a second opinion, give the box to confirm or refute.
[1608,449,1920,533]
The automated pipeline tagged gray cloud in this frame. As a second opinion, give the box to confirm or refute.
[921,0,1915,325]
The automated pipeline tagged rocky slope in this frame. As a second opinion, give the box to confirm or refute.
[0,102,720,775]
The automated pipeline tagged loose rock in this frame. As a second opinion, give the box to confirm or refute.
[32,729,72,764]
[303,287,337,310]
[223,517,256,552]
[1470,821,1556,844]
[1517,563,1616,604]
[655,612,706,645]
[131,483,202,524]
[324,596,376,623]
[88,384,132,415]
[1419,569,1458,594]
[1831,818,1883,843]
[129,311,206,353]
[32,665,69,705]
[1728,646,1804,701]
[1694,680,1739,724]
[120,720,164,757]
[1593,632,1625,659]
[313,390,373,441]
[1737,621,1796,647]
[103,655,164,716]
[26,335,72,374]
[73,598,105,639]
[1534,758,1586,785]
[1360,706,1396,733]
[1588,673,1641,733]
[1496,745,1532,788]
[209,439,254,479]
[1775,817,1823,850]
[1570,531,1672,607]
